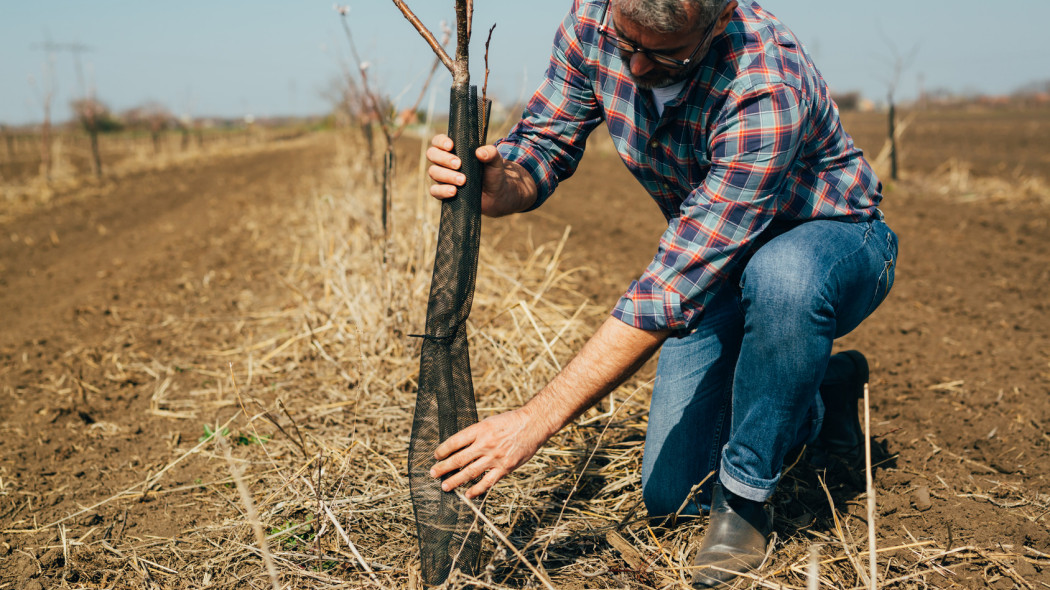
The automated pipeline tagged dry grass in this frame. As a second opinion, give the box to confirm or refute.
[49,127,658,588]
[0,129,300,226]
[7,128,1047,589]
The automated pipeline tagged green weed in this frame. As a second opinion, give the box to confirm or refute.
[268,520,315,551]
[198,424,230,443]
[197,424,271,445]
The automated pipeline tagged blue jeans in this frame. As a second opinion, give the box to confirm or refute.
[641,216,898,515]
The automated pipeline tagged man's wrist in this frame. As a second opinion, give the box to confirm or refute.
[503,160,538,215]
[518,394,563,440]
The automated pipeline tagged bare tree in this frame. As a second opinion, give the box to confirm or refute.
[391,3,497,586]
[880,38,919,181]
[124,102,174,155]
[147,106,173,155]
[335,5,450,238]
[1,124,14,162]
[70,97,108,178]
[177,116,192,152]
[178,91,197,153]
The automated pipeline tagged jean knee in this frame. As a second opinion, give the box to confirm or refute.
[741,251,828,326]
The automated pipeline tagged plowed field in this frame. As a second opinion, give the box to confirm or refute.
[2,109,1049,588]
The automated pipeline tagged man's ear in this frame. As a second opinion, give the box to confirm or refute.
[714,1,738,36]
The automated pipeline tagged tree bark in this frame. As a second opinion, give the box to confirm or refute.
[888,101,898,181]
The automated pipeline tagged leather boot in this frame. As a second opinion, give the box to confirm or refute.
[812,350,868,469]
[691,484,771,588]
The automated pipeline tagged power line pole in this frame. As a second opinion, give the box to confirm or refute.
[32,41,93,96]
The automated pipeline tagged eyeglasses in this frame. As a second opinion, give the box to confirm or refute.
[597,0,721,70]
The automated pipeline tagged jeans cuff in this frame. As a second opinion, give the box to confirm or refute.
[719,455,779,503]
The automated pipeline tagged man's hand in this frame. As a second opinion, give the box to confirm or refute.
[426,134,538,217]
[430,407,552,499]
[429,317,670,498]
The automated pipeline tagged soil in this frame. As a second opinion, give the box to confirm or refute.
[3,109,1050,588]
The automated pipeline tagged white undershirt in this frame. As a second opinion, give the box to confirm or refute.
[651,80,687,117]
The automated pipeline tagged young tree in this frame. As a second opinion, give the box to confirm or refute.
[335,5,449,238]
[1,124,14,162]
[70,96,112,178]
[124,102,174,155]
[177,115,194,152]
[391,1,497,585]
[147,105,173,155]
[881,40,918,181]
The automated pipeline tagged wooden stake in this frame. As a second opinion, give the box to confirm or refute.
[864,383,877,590]
[807,544,821,590]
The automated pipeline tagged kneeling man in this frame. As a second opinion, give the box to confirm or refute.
[427,0,898,585]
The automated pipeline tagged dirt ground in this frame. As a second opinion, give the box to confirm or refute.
[2,109,1050,588]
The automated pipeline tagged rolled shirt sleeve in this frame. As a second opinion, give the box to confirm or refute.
[612,84,805,332]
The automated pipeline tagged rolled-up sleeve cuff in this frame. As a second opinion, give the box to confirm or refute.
[611,280,699,332]
[495,139,557,211]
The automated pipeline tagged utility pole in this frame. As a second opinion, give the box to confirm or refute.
[32,41,92,96]
[33,40,102,178]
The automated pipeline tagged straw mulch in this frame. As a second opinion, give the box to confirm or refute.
[21,132,1043,589]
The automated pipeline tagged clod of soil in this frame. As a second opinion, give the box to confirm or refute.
[912,485,933,511]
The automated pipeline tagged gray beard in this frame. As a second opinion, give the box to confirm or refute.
[627,54,705,90]
[631,70,685,90]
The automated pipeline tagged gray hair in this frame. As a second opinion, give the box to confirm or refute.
[611,0,725,34]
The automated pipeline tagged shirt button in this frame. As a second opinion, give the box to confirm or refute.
[649,140,659,149]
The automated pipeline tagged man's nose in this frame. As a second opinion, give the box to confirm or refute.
[629,52,655,77]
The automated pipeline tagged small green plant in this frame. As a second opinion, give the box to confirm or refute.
[314,560,341,572]
[268,520,315,551]
[235,432,271,446]
[197,424,270,445]
[198,424,230,443]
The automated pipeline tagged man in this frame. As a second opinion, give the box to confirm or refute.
[426,0,898,586]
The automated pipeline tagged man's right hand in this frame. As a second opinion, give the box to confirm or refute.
[426,134,538,217]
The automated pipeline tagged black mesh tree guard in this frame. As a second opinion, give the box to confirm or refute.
[408,84,489,586]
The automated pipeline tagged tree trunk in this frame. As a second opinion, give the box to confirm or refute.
[360,122,379,186]
[888,101,899,181]
[1,126,12,162]
[381,146,394,236]
[89,126,103,178]
[40,112,52,181]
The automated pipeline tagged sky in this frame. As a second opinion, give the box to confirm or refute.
[2,1,1048,126]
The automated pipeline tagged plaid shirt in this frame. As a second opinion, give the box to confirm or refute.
[496,0,882,333]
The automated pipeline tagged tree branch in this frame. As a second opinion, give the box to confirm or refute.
[394,53,444,142]
[483,23,496,106]
[338,14,393,143]
[390,0,455,75]
[465,0,473,41]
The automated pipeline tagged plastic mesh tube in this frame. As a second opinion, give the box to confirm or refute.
[408,84,488,586]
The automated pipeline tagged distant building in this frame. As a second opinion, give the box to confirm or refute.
[831,91,876,112]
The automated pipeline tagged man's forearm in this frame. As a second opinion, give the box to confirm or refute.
[430,315,669,497]
[522,316,670,437]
